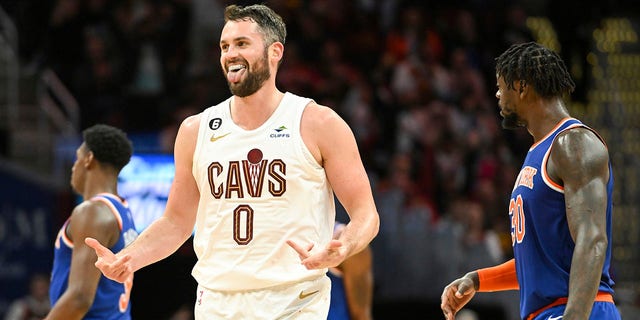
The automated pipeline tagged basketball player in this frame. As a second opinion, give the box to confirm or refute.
[85,4,379,319]
[46,124,136,320]
[441,42,621,320]
[327,222,373,320]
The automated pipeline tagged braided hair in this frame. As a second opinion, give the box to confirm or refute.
[83,124,133,172]
[495,42,575,98]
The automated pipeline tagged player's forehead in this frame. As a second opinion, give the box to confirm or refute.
[220,19,262,44]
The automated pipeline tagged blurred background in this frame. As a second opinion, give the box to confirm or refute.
[0,0,638,319]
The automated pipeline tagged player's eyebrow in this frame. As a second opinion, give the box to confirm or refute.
[220,36,252,45]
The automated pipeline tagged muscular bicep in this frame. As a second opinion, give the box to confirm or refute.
[548,128,610,241]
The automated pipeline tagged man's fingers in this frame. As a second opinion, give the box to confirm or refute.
[114,261,132,279]
[94,254,133,283]
[444,310,454,320]
[121,254,131,263]
[287,239,346,270]
[305,242,314,251]
[455,282,471,297]
[441,287,451,305]
[286,240,310,259]
[85,237,134,283]
[85,237,112,257]
[441,285,460,320]
[326,239,342,250]
[441,301,456,320]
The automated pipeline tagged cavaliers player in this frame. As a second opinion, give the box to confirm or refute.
[46,124,136,320]
[85,4,379,319]
[441,42,621,320]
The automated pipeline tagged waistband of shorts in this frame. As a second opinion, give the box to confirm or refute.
[526,291,614,320]
[199,274,327,293]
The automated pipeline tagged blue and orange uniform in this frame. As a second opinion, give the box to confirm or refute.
[50,193,137,320]
[327,268,350,320]
[509,118,618,319]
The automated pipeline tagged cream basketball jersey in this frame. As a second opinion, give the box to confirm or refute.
[191,92,335,291]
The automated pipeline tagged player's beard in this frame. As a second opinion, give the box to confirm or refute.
[501,111,524,129]
[226,51,271,97]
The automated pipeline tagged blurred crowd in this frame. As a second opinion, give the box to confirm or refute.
[4,0,629,317]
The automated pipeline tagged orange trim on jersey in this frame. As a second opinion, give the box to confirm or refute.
[541,144,564,192]
[529,117,573,151]
[95,192,129,206]
[526,291,614,320]
[477,259,520,292]
[541,123,593,193]
[91,195,124,230]
[58,219,74,248]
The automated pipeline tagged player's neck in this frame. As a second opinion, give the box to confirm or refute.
[527,98,571,142]
[231,86,285,130]
[81,174,119,201]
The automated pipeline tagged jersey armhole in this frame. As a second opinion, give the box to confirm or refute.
[90,196,124,231]
[542,123,592,193]
[294,97,323,170]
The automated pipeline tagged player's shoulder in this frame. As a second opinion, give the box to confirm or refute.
[183,112,203,126]
[551,126,609,173]
[177,112,203,137]
[73,197,106,213]
[301,101,346,131]
[303,100,335,116]
[70,198,119,229]
[554,126,608,157]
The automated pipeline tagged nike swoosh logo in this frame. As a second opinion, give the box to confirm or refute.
[210,132,231,142]
[547,316,563,320]
[298,290,319,299]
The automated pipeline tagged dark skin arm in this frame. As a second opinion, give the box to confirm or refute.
[45,201,120,320]
[332,223,374,320]
[547,127,610,320]
[339,245,373,320]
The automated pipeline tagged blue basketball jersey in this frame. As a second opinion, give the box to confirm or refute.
[327,269,350,320]
[50,193,138,320]
[509,118,615,319]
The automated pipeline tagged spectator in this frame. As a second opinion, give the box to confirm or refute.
[4,274,50,320]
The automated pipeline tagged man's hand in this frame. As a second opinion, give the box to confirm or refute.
[286,239,347,270]
[85,237,133,283]
[440,274,477,320]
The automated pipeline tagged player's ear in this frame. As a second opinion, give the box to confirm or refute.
[518,80,527,96]
[269,42,284,62]
[85,150,96,168]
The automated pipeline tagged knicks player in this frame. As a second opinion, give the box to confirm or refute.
[327,222,373,320]
[441,42,621,320]
[85,4,379,319]
[47,124,137,320]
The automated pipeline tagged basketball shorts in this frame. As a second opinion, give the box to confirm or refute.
[193,275,331,319]
[533,301,621,320]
